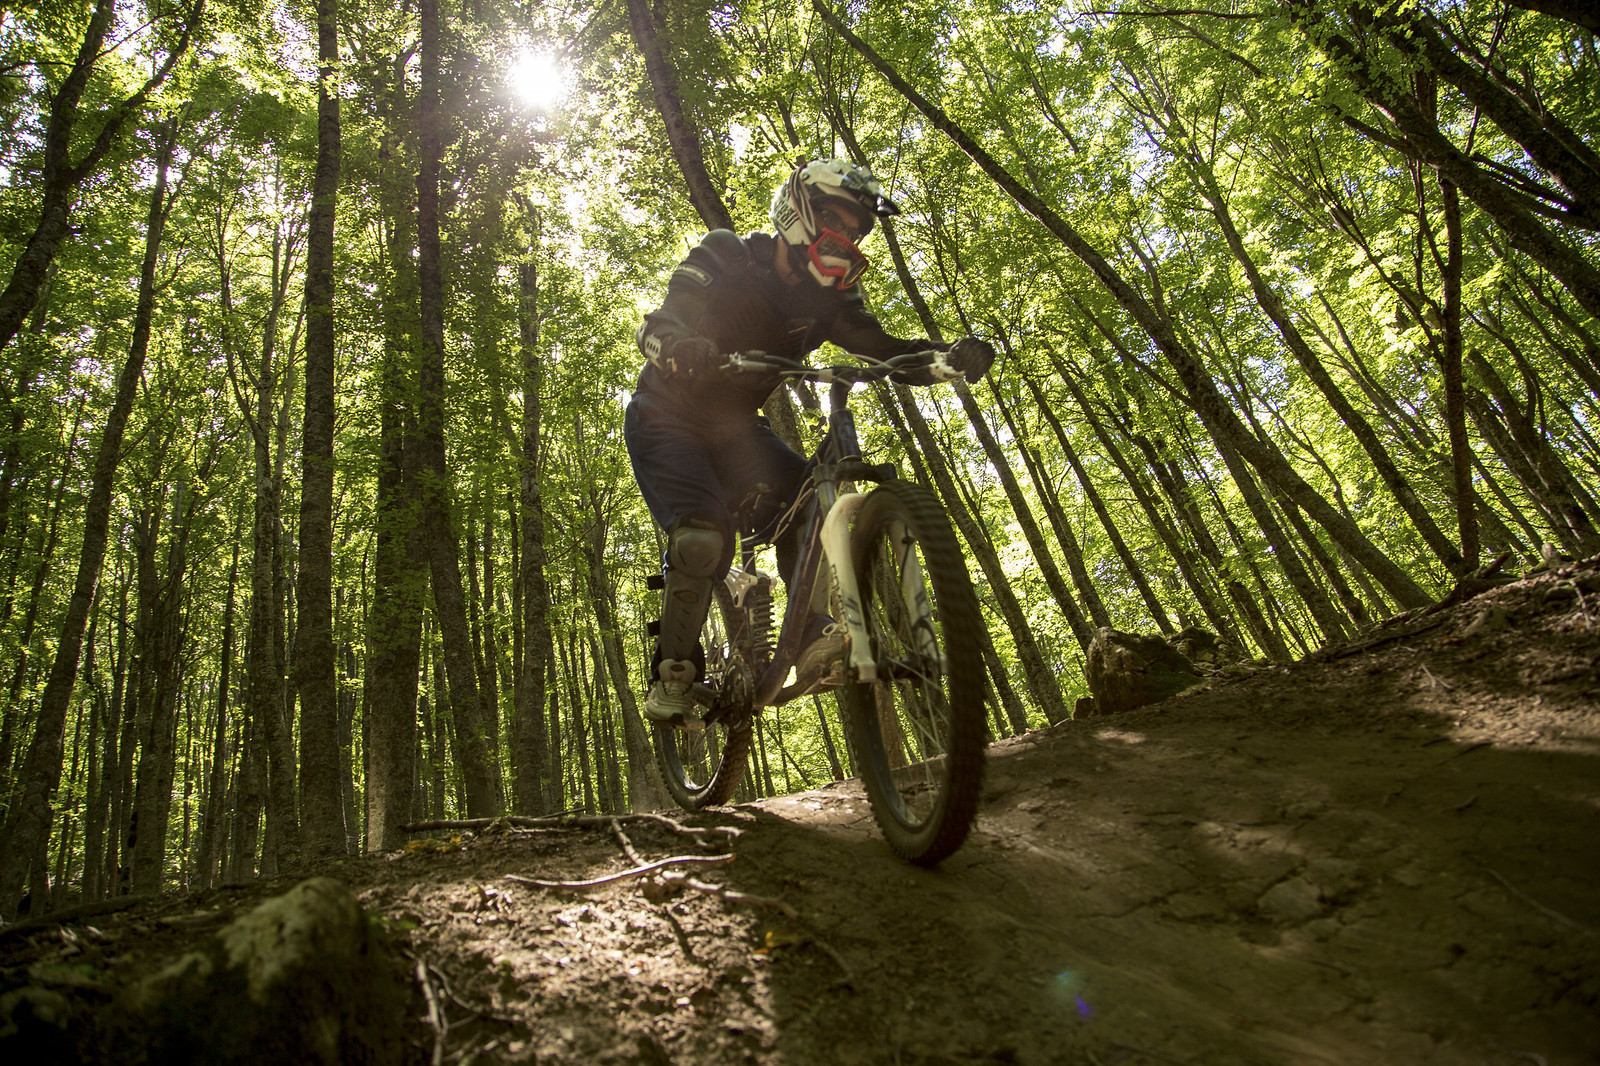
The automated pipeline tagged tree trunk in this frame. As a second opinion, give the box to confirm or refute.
[949,383,1095,648]
[0,119,177,919]
[416,0,499,819]
[513,261,552,815]
[623,0,733,232]
[130,483,193,895]
[1020,370,1173,633]
[1439,179,1480,569]
[196,534,240,888]
[0,0,199,358]
[295,0,345,862]
[876,383,1068,721]
[363,65,426,853]
[1172,125,1466,573]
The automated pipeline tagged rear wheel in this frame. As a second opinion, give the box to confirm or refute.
[841,481,986,865]
[654,583,753,809]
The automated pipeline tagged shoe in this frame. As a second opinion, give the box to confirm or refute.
[644,659,702,730]
[795,622,849,680]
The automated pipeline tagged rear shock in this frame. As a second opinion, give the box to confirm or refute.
[746,575,775,661]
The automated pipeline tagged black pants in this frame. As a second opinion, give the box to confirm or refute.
[624,392,808,580]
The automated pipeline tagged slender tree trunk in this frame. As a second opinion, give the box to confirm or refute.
[416,0,498,818]
[1172,125,1466,573]
[196,533,239,888]
[948,383,1094,647]
[0,119,178,918]
[1439,179,1481,569]
[295,0,345,861]
[989,378,1113,628]
[1020,371,1173,633]
[580,507,670,811]
[363,70,425,853]
[513,261,552,815]
[877,383,1068,721]
[81,625,109,900]
[622,0,732,231]
[130,485,192,895]
[1057,364,1244,646]
[0,0,200,358]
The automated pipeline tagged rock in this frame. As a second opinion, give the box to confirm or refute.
[1083,627,1203,716]
[1164,626,1238,670]
[127,877,411,1065]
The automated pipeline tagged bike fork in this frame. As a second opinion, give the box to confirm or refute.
[820,493,877,681]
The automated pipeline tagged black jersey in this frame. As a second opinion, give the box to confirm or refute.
[634,230,936,421]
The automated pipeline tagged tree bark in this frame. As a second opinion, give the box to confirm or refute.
[1439,179,1481,569]
[295,0,345,861]
[130,484,193,896]
[196,534,240,888]
[949,383,1095,648]
[416,0,499,819]
[1019,370,1173,633]
[0,0,202,359]
[363,59,425,854]
[512,261,552,815]
[877,383,1068,721]
[0,118,178,919]
[623,0,733,232]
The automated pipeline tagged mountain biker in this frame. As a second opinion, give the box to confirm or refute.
[625,157,996,729]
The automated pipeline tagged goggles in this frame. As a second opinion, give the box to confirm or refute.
[807,227,870,288]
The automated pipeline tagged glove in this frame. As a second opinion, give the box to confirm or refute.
[944,336,996,383]
[666,336,721,375]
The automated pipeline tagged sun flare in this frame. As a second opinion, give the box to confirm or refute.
[507,50,568,111]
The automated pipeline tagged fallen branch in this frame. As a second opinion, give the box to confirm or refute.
[659,870,799,919]
[415,957,447,1066]
[611,818,647,866]
[0,894,153,941]
[401,813,740,839]
[506,853,733,890]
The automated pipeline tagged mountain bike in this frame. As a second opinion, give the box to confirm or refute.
[646,350,988,865]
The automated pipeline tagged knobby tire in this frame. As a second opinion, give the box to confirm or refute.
[842,481,986,865]
[654,584,753,808]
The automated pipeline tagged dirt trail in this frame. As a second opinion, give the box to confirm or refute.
[4,560,1598,1065]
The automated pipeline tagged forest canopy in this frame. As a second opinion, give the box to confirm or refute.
[0,0,1595,915]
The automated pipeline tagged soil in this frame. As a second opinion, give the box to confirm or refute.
[3,557,1598,1065]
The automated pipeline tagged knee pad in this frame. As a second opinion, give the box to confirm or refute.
[658,520,725,662]
[668,522,724,578]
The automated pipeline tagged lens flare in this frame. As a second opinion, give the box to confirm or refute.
[507,50,568,110]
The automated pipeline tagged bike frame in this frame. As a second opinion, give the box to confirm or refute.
[718,356,937,710]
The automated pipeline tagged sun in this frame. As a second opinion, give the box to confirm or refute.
[507,50,569,111]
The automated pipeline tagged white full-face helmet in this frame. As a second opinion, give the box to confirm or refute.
[769,157,901,288]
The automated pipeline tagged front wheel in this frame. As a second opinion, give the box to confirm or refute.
[653,583,753,809]
[841,481,987,865]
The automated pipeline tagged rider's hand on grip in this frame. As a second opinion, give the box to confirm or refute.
[667,336,721,375]
[946,336,995,383]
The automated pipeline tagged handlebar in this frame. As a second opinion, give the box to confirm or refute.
[722,349,932,385]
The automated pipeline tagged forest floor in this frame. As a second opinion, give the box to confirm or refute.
[3,557,1598,1065]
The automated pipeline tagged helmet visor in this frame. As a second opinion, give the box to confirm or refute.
[807,228,869,288]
